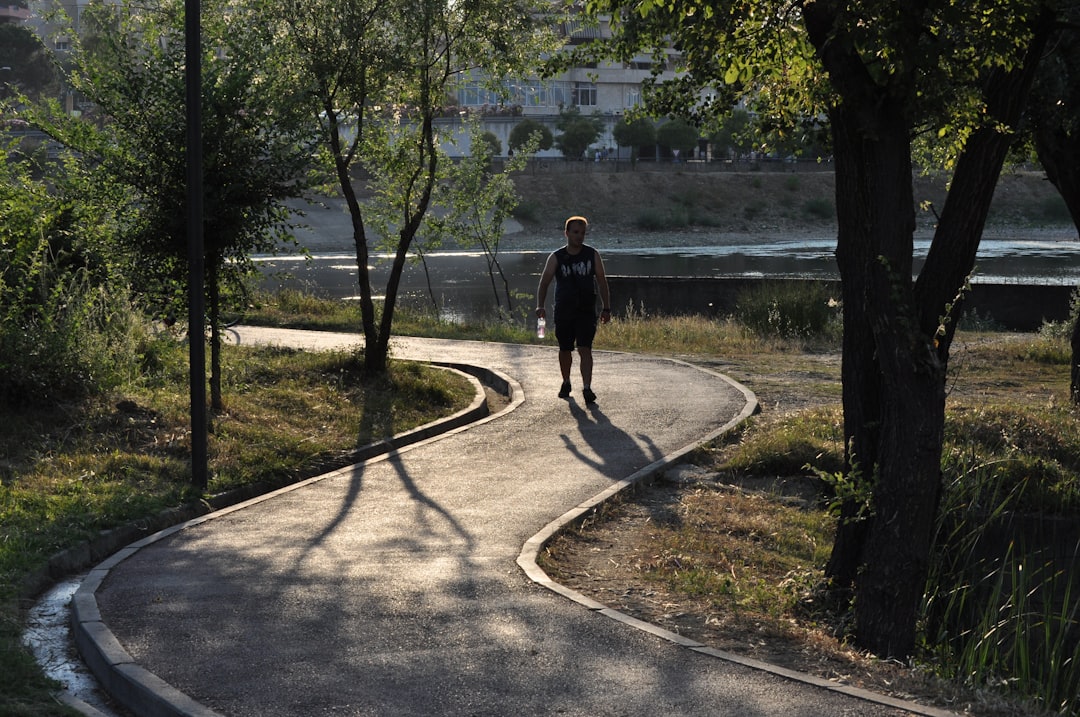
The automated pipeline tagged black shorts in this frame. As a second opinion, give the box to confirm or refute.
[554,311,597,351]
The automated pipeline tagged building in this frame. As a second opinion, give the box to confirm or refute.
[439,16,684,159]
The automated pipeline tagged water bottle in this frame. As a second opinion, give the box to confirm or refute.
[537,318,546,338]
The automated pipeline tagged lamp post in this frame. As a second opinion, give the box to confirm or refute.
[185,0,207,490]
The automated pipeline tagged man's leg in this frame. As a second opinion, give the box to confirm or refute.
[578,347,593,387]
[559,350,573,383]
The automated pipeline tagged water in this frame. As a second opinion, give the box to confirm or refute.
[255,230,1080,323]
[23,577,128,717]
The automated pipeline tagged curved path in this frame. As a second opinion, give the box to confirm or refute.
[73,328,952,717]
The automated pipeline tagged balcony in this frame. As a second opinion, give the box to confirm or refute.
[0,4,31,22]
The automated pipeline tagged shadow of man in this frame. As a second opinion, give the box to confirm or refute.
[560,399,664,481]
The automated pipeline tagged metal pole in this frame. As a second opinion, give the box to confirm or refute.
[186,0,207,490]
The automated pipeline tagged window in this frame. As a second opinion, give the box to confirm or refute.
[458,80,500,107]
[573,82,597,107]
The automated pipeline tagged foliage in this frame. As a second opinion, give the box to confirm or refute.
[611,115,656,162]
[0,142,143,409]
[509,118,553,152]
[655,117,699,155]
[553,106,604,160]
[734,281,842,340]
[53,0,311,305]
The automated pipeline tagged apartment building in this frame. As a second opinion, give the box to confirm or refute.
[443,17,681,158]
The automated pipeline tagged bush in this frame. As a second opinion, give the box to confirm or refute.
[802,197,834,220]
[634,207,691,229]
[1039,195,1072,223]
[0,267,148,407]
[733,280,841,338]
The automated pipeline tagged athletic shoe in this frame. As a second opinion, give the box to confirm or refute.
[558,381,572,398]
[582,387,597,404]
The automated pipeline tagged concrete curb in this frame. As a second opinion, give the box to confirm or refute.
[515,357,961,717]
[66,364,522,717]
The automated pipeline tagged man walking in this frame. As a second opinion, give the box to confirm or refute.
[536,215,611,404]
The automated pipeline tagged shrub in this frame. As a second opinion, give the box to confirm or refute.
[1039,195,1072,223]
[0,266,148,407]
[733,280,841,339]
[634,207,690,229]
[802,197,834,220]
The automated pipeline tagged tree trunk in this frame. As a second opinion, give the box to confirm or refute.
[825,98,946,659]
[804,0,1057,658]
[369,109,440,375]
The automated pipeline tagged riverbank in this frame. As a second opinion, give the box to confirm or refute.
[502,165,1076,249]
[289,167,1076,254]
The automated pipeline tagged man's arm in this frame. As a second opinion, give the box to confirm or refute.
[594,250,611,324]
[536,253,557,319]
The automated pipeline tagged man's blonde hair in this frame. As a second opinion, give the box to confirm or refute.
[564,215,588,231]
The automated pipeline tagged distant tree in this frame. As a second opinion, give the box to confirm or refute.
[0,24,58,103]
[611,116,655,164]
[655,117,699,159]
[509,118,553,152]
[480,130,502,157]
[553,106,603,159]
[707,109,754,160]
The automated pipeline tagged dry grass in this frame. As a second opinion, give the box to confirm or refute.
[541,325,1078,717]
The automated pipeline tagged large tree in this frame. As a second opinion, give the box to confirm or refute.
[573,0,1068,658]
[1027,9,1080,403]
[259,0,556,374]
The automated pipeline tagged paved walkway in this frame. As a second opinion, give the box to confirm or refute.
[71,328,955,717]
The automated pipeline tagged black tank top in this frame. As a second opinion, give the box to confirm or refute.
[553,245,597,315]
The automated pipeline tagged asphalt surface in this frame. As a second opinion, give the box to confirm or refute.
[70,327,957,717]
